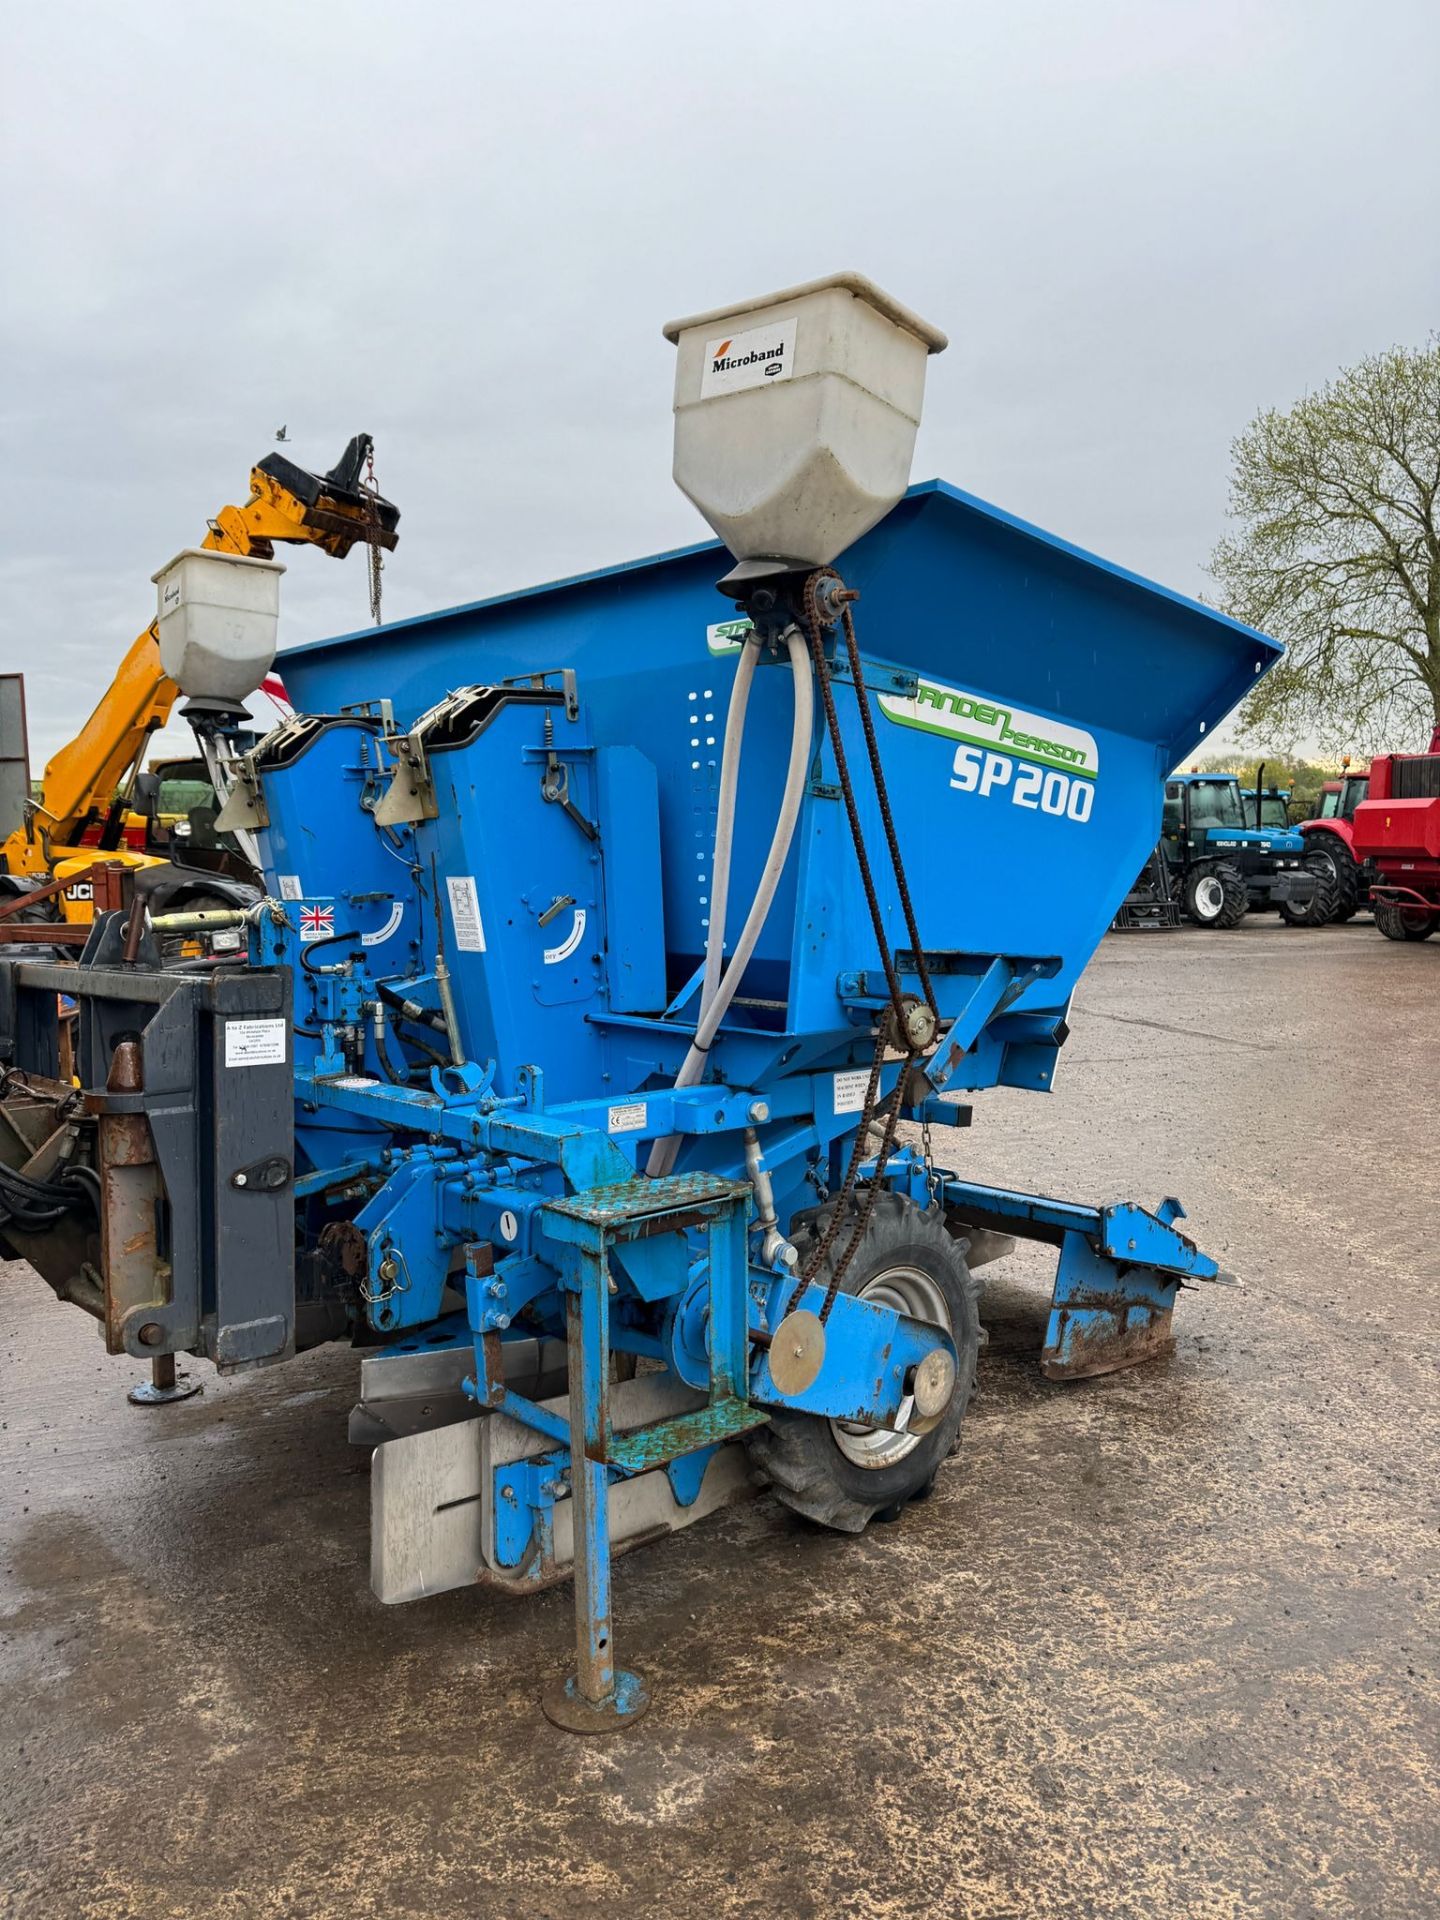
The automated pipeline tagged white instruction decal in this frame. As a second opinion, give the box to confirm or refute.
[833,1068,870,1114]
[498,1209,519,1243]
[277,874,303,900]
[225,1018,288,1069]
[607,1102,648,1134]
[543,906,587,965]
[446,875,486,953]
[699,315,797,398]
[361,902,405,947]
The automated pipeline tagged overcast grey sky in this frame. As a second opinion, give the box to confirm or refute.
[3,0,1437,769]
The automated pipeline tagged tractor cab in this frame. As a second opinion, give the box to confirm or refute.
[1242,786,1293,831]
[1160,774,1319,926]
[1314,773,1369,821]
[1163,774,1304,857]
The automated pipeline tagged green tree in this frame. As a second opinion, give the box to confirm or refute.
[1198,753,1336,820]
[1211,338,1440,753]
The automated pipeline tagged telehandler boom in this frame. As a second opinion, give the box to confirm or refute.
[1,436,398,928]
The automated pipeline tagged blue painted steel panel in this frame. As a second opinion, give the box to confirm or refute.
[278,481,1277,1033]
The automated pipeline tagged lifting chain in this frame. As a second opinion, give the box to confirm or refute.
[784,568,941,1325]
[362,443,385,626]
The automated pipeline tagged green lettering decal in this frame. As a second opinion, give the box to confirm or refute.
[877,675,1100,779]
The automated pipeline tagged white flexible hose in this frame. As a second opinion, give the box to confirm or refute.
[647,627,814,1178]
[699,634,761,1025]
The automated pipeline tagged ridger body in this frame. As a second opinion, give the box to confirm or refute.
[0,279,1273,1729]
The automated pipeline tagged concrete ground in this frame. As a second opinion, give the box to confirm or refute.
[2,919,1436,1920]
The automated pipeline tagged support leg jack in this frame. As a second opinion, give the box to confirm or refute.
[128,1354,203,1406]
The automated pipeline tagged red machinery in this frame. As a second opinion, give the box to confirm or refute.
[1351,725,1440,942]
[1298,758,1371,919]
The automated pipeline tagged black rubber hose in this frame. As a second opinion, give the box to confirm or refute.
[371,1006,407,1087]
[0,1160,95,1230]
[300,929,363,975]
[376,983,447,1030]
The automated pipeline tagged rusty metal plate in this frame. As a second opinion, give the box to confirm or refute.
[909,1347,957,1432]
[767,1310,826,1395]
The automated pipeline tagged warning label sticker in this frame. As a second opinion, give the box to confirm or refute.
[225,1018,288,1069]
[446,875,486,953]
[833,1068,871,1114]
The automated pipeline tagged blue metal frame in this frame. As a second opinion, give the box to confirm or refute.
[212,474,1277,1726]
[936,1180,1231,1378]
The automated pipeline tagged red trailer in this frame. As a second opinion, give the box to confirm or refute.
[1351,726,1440,942]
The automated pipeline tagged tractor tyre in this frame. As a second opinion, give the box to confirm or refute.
[1278,852,1340,928]
[1184,862,1247,929]
[1306,837,1363,920]
[744,1191,980,1533]
[1374,900,1438,942]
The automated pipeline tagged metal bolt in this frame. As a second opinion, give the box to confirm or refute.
[234,1172,248,1188]
[138,1322,164,1347]
[748,1100,770,1123]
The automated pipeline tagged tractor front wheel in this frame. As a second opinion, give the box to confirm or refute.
[1184,862,1247,929]
[745,1192,980,1533]
[1278,852,1340,928]
[1374,900,1438,942]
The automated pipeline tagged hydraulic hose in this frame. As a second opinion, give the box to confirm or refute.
[647,626,814,1178]
[376,982,448,1031]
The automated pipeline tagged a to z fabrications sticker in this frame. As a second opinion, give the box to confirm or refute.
[446,875,486,953]
[224,1018,287,1069]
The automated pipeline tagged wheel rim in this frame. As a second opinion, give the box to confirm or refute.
[1194,875,1224,918]
[830,1263,952,1470]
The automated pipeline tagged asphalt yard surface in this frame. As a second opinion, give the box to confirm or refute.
[2,917,1437,1918]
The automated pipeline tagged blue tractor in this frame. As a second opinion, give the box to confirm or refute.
[0,277,1268,1731]
[1241,782,1294,831]
[1161,771,1330,927]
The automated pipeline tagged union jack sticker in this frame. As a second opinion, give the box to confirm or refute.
[298,903,335,943]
